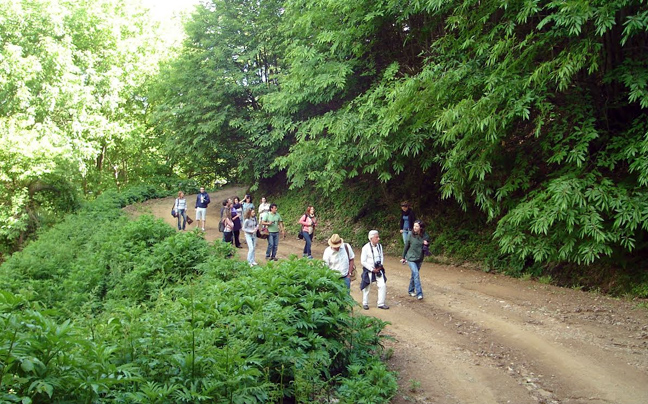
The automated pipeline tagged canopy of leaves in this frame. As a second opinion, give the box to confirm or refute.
[0,0,172,256]
[146,0,289,189]
[160,0,648,267]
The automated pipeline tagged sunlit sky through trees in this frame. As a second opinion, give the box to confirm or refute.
[140,0,202,44]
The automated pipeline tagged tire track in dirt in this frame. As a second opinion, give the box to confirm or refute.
[130,189,648,404]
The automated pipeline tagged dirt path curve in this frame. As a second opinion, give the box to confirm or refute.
[128,186,648,404]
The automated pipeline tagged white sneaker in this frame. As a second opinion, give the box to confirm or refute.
[202,227,205,231]
[409,292,416,297]
[417,295,423,300]
[252,262,258,266]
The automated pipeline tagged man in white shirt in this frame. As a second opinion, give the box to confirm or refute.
[323,234,355,290]
[360,230,389,310]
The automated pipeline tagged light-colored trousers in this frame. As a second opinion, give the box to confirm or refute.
[362,275,387,307]
[244,232,256,264]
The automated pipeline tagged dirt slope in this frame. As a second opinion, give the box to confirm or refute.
[127,187,648,404]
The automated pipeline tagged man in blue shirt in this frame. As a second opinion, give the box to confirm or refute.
[195,187,211,231]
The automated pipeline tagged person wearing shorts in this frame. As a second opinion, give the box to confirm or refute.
[195,187,211,230]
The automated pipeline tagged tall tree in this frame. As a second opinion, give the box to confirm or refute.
[147,0,286,188]
[0,0,166,255]
[261,0,648,266]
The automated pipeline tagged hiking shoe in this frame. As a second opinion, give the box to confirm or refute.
[363,304,369,310]
[378,305,390,310]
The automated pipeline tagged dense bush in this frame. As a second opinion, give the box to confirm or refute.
[0,189,397,403]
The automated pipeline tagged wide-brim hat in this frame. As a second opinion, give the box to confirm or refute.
[328,234,343,247]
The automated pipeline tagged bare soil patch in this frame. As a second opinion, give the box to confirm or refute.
[127,188,648,404]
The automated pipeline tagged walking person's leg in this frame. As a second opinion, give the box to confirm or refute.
[250,236,257,264]
[181,209,187,230]
[234,230,242,247]
[377,275,388,308]
[362,284,371,309]
[202,208,207,230]
[245,233,254,264]
[402,230,410,245]
[407,261,416,296]
[196,208,206,230]
[265,235,272,259]
[303,232,312,258]
[303,231,308,256]
[408,261,423,298]
[271,232,279,259]
[177,210,182,230]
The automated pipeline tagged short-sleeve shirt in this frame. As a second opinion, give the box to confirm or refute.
[262,211,282,232]
[322,243,355,277]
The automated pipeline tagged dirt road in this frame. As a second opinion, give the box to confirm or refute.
[128,186,648,404]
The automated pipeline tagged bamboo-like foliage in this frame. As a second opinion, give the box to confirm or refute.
[187,0,648,266]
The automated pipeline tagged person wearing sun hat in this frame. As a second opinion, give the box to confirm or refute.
[323,234,355,290]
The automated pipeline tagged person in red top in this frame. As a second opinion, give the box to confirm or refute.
[298,205,317,259]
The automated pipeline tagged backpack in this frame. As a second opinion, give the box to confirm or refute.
[344,243,356,281]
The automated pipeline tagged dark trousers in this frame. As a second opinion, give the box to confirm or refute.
[302,231,312,257]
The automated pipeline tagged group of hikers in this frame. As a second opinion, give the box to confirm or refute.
[173,190,429,310]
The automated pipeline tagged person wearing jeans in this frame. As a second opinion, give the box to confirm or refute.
[399,201,416,245]
[261,203,284,260]
[243,208,258,266]
[175,191,187,230]
[298,206,317,259]
[401,220,429,300]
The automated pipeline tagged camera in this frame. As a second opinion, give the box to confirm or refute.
[374,261,384,277]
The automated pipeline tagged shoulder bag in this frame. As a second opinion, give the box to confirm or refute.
[258,225,270,239]
[344,243,356,281]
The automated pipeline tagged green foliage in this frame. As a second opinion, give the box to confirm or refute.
[0,0,173,256]
[249,0,648,269]
[146,0,287,189]
[0,189,397,402]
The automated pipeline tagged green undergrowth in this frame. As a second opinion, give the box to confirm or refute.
[0,187,397,403]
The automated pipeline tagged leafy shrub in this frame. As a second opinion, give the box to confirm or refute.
[0,188,397,403]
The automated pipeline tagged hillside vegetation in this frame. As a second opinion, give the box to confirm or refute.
[0,187,396,403]
[2,1,648,290]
